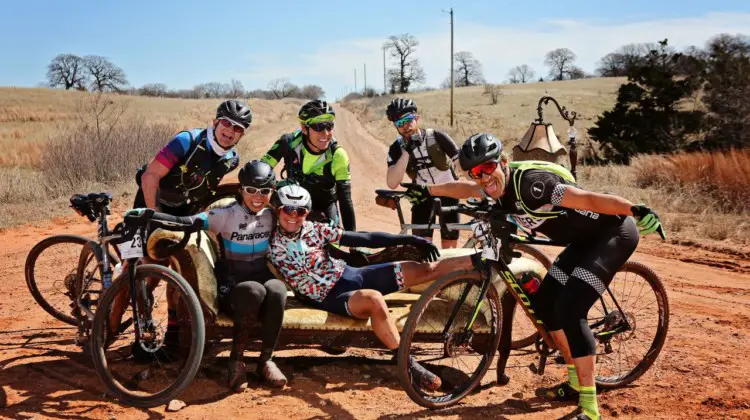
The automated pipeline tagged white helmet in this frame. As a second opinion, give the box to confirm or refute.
[272,185,312,210]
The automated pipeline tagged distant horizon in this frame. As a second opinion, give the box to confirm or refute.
[1,1,748,100]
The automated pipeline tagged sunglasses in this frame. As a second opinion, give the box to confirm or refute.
[468,160,499,179]
[242,186,272,195]
[307,122,334,133]
[394,113,417,128]
[218,118,246,134]
[281,205,310,218]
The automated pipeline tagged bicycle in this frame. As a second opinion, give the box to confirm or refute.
[55,193,206,408]
[376,187,552,350]
[24,185,238,327]
[396,199,670,409]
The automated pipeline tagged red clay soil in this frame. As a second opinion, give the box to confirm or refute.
[1,108,749,419]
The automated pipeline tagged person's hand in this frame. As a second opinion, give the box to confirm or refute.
[631,204,666,240]
[409,236,440,262]
[401,183,430,206]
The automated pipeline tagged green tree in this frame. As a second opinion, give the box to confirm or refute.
[588,39,704,163]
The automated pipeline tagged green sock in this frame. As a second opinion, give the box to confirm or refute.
[579,385,600,420]
[567,364,580,391]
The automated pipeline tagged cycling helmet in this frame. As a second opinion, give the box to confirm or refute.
[272,185,312,210]
[238,160,276,188]
[298,100,335,124]
[216,100,252,128]
[386,98,418,121]
[459,133,503,171]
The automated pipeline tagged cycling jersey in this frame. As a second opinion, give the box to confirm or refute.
[387,129,459,185]
[269,221,346,302]
[194,202,274,276]
[138,128,239,210]
[497,169,624,244]
[261,131,356,230]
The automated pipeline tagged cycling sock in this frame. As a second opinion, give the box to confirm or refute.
[567,364,580,391]
[579,385,600,419]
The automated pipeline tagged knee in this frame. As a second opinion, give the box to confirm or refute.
[233,282,267,306]
[264,280,288,305]
[360,290,389,318]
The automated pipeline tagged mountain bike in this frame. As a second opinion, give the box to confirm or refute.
[397,199,670,409]
[376,187,552,349]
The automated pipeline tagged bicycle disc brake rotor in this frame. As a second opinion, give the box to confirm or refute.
[444,332,473,357]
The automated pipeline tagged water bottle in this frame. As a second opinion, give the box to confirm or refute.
[519,272,541,295]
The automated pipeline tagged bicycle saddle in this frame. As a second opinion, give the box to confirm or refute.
[375,189,406,198]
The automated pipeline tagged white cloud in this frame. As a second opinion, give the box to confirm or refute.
[236,12,750,100]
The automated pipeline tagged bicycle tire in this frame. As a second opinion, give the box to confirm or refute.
[397,270,502,409]
[594,261,669,389]
[25,235,94,325]
[509,244,551,349]
[90,264,205,408]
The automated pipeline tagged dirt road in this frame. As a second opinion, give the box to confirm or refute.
[1,106,749,419]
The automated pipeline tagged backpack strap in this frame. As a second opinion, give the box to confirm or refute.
[510,161,576,219]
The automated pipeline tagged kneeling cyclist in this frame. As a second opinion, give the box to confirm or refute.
[130,160,289,391]
[415,133,665,420]
[269,185,481,391]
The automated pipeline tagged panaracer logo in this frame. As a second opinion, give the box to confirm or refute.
[501,270,544,325]
[230,231,270,241]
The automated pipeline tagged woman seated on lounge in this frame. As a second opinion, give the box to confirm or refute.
[131,160,288,392]
[268,184,480,390]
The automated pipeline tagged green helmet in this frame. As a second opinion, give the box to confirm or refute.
[299,100,335,125]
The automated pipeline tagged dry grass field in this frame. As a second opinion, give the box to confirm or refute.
[341,79,749,246]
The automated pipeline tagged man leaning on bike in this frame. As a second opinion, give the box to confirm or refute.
[414,132,666,420]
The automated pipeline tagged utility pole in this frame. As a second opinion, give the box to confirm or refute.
[364,63,367,94]
[354,69,357,92]
[382,45,387,94]
[449,8,454,126]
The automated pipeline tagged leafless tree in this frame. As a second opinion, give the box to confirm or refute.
[453,51,485,87]
[384,33,426,93]
[568,66,587,80]
[228,79,245,98]
[195,82,230,98]
[268,78,299,99]
[482,84,502,105]
[46,54,87,90]
[596,43,658,77]
[544,48,577,81]
[139,83,168,97]
[507,64,535,83]
[298,84,325,100]
[83,55,128,92]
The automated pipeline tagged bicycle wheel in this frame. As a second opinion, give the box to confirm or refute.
[398,270,502,409]
[25,235,98,325]
[90,264,205,408]
[592,261,669,389]
[509,244,552,349]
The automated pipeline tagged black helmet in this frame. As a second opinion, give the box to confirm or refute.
[459,133,503,171]
[298,100,335,124]
[386,98,417,121]
[271,185,312,210]
[238,160,275,188]
[216,100,252,128]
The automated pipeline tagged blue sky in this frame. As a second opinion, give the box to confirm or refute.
[1,0,749,99]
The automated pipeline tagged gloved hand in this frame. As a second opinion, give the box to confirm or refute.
[401,183,431,206]
[408,236,440,262]
[631,204,666,240]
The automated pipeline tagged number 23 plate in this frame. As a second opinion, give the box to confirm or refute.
[117,229,144,259]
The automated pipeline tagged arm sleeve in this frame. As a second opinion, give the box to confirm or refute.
[433,131,460,160]
[518,171,569,209]
[386,140,403,167]
[260,136,288,169]
[336,181,356,231]
[195,207,229,234]
[339,231,416,248]
[154,131,192,170]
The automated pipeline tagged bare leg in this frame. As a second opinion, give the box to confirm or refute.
[347,290,399,349]
[400,256,474,289]
[550,329,575,365]
[574,355,596,387]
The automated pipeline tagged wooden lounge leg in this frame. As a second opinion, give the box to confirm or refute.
[496,290,516,385]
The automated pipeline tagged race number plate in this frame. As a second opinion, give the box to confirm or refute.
[472,221,501,261]
[117,228,144,259]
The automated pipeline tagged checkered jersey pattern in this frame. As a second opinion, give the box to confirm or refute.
[270,221,346,302]
[550,184,568,207]
[572,267,606,294]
